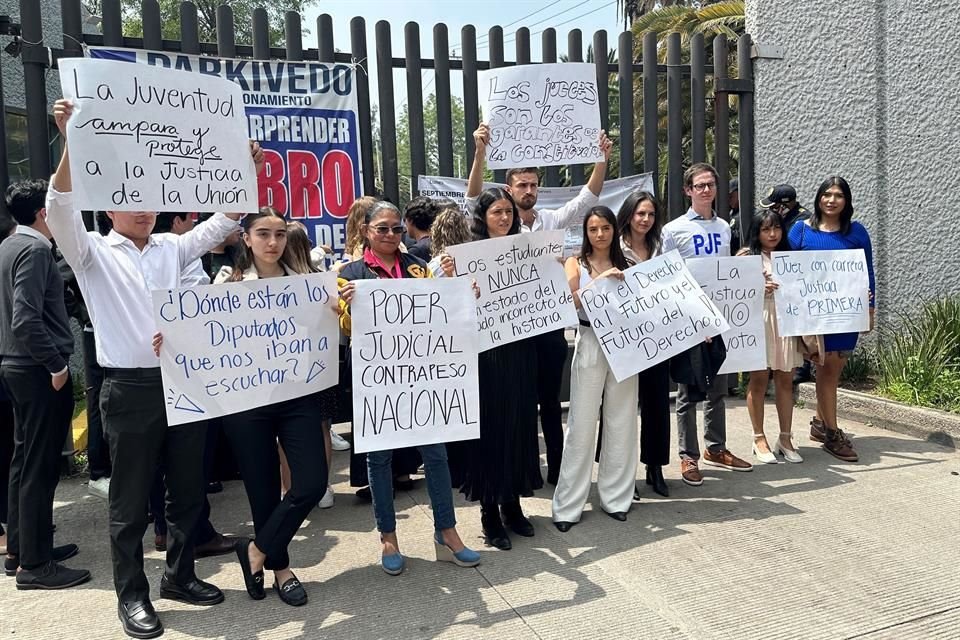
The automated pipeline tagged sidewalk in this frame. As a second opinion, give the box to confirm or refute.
[1,400,958,640]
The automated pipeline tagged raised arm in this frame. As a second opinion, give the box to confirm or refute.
[45,99,96,272]
[585,130,613,197]
[465,123,490,199]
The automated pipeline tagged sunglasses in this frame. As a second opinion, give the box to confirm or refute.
[371,225,405,236]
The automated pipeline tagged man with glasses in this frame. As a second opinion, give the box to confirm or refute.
[759,184,813,384]
[662,163,753,487]
[463,123,613,487]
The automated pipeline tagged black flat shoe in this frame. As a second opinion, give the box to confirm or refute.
[604,510,628,522]
[159,575,224,605]
[234,539,265,600]
[274,575,308,607]
[646,465,669,497]
[483,528,512,550]
[206,481,223,494]
[553,521,575,533]
[119,599,163,639]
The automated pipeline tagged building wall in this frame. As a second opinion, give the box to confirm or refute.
[746,0,960,320]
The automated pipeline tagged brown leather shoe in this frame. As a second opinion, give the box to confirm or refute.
[155,535,167,552]
[822,429,859,462]
[811,418,852,446]
[703,449,754,472]
[680,459,703,486]
[194,533,235,558]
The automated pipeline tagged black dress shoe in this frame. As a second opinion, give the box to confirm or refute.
[235,539,265,600]
[159,574,224,605]
[646,465,669,497]
[119,599,163,639]
[480,508,512,550]
[553,521,575,533]
[194,533,235,558]
[15,560,90,590]
[500,502,535,537]
[604,510,628,522]
[206,481,223,494]
[274,576,308,606]
[5,544,79,576]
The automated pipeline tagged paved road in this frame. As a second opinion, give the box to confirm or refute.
[2,400,958,640]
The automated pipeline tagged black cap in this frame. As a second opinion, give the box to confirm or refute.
[760,184,797,207]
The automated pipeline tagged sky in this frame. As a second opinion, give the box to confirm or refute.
[302,0,627,114]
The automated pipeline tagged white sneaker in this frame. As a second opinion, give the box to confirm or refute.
[88,476,110,500]
[318,486,335,509]
[329,431,351,451]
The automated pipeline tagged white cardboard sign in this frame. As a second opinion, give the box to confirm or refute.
[687,256,767,374]
[446,230,578,351]
[152,273,340,425]
[478,62,604,170]
[59,57,258,212]
[350,278,480,454]
[771,249,870,337]
[579,250,730,381]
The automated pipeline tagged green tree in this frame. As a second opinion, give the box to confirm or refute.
[82,0,318,46]
[394,93,467,208]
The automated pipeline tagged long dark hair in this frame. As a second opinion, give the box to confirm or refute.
[471,187,520,240]
[580,206,630,270]
[616,190,663,257]
[743,209,790,255]
[227,206,286,281]
[811,176,854,234]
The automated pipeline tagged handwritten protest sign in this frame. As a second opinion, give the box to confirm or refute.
[350,278,480,454]
[478,62,603,170]
[687,256,766,374]
[771,249,870,337]
[59,57,257,212]
[152,273,339,425]
[447,230,578,351]
[579,250,730,381]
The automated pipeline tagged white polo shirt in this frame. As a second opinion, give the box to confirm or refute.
[661,208,731,259]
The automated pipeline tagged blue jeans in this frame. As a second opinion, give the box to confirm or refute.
[368,443,456,534]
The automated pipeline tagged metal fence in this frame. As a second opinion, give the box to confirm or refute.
[10,0,755,225]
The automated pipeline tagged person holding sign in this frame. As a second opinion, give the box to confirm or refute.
[787,177,875,462]
[203,208,329,607]
[552,206,638,530]
[46,98,262,640]
[616,191,674,497]
[661,163,753,486]
[736,210,804,464]
[465,123,612,486]
[444,188,543,550]
[337,201,480,575]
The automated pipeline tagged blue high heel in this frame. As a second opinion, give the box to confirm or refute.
[380,536,405,575]
[434,531,481,567]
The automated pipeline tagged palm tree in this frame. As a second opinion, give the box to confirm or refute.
[617,1,727,29]
[632,1,745,51]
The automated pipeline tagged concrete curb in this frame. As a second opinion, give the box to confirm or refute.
[797,382,960,448]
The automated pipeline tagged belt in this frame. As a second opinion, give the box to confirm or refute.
[103,367,162,380]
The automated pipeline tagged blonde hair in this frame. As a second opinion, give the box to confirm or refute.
[344,195,378,258]
[430,207,472,255]
[282,221,318,274]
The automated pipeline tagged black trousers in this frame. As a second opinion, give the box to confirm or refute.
[149,420,217,545]
[101,368,205,603]
[534,329,567,475]
[82,330,110,480]
[0,396,14,533]
[638,360,671,466]
[223,394,327,571]
[0,363,73,569]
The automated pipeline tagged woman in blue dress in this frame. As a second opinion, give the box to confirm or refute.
[788,176,875,462]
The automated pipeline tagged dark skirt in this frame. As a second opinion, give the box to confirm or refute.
[448,337,543,503]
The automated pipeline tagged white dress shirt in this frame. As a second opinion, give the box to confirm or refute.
[45,186,239,368]
[465,185,599,233]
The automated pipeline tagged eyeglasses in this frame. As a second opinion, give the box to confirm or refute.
[371,225,405,236]
[691,181,717,193]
